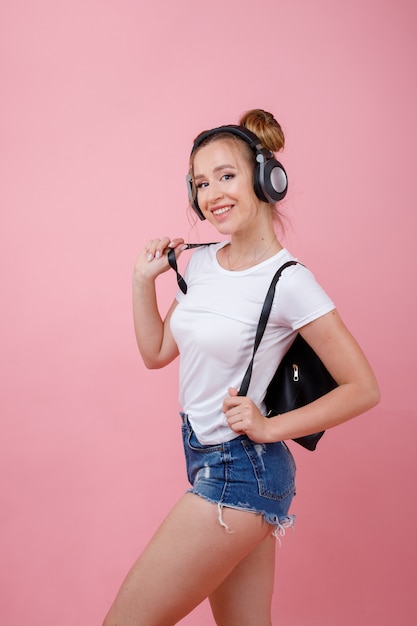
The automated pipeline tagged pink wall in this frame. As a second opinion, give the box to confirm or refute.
[1,1,416,624]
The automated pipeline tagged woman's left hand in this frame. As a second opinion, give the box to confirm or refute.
[223,388,271,443]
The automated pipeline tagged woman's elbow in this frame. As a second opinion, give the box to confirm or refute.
[369,382,381,409]
[141,350,178,370]
[142,356,166,369]
[361,378,381,412]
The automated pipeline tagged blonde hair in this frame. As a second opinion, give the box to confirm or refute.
[239,108,285,153]
[190,108,285,172]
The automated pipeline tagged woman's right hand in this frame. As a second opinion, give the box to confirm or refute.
[133,236,185,283]
[132,236,183,368]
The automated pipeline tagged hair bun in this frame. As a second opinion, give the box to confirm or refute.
[239,108,285,153]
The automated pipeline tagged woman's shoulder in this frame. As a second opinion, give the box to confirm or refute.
[273,251,335,327]
[275,249,320,283]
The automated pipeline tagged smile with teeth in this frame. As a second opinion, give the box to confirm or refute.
[212,206,232,215]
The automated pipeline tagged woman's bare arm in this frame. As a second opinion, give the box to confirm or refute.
[132,237,184,369]
[223,309,380,443]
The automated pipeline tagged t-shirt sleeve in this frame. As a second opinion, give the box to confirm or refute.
[275,264,336,330]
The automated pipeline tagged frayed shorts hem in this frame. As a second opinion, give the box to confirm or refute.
[186,488,296,540]
[181,414,296,543]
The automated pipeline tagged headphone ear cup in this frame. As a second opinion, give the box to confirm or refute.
[265,158,288,201]
[254,156,288,204]
[186,174,206,220]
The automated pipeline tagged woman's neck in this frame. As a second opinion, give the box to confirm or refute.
[221,233,282,271]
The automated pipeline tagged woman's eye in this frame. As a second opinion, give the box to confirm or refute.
[222,174,234,181]
[196,181,208,189]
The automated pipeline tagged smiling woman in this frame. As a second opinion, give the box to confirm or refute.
[103,109,379,626]
[188,124,287,269]
[187,112,287,226]
[194,142,261,234]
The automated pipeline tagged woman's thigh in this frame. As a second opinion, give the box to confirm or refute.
[103,493,272,626]
[209,533,276,626]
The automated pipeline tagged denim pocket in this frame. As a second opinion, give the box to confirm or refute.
[241,440,296,501]
[181,418,224,486]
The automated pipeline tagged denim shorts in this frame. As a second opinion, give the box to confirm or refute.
[181,414,296,537]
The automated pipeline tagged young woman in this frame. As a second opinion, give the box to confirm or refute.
[103,109,379,626]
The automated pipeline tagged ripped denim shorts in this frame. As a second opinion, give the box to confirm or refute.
[181,413,296,538]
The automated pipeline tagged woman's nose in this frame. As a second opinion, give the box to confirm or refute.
[207,181,223,202]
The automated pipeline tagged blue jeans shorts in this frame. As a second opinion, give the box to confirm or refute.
[181,414,296,538]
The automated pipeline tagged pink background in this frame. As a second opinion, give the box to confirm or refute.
[1,1,416,624]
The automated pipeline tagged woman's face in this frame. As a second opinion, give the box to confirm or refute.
[192,139,262,235]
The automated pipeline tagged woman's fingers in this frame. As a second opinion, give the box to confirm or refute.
[145,237,184,261]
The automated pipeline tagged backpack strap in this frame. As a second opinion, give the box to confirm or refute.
[168,248,300,401]
[238,261,299,396]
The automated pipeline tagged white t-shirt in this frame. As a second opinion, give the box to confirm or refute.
[170,242,335,444]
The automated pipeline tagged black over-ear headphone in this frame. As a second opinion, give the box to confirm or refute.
[186,125,288,220]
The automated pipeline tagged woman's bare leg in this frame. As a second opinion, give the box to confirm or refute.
[209,533,276,626]
[103,493,272,626]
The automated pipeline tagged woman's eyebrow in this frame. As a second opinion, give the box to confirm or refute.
[194,164,237,182]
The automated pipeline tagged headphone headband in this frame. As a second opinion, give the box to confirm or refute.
[187,124,288,220]
[191,125,268,155]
